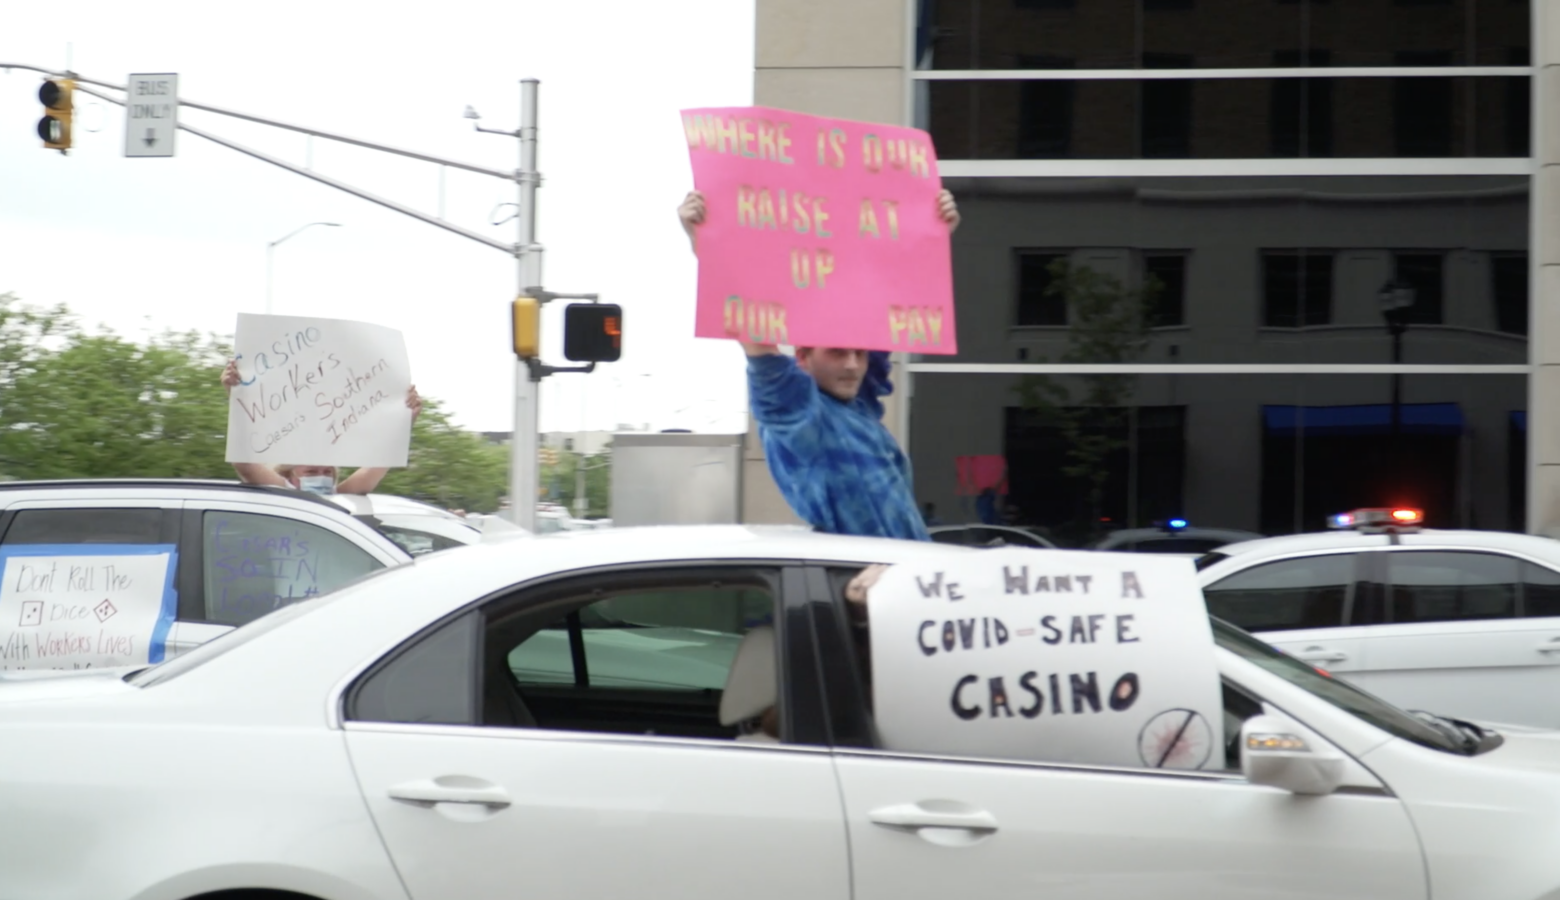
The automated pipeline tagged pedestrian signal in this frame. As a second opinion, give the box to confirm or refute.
[563,303,622,363]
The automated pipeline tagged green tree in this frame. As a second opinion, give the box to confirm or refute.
[1012,259,1159,545]
[541,446,611,518]
[374,399,511,513]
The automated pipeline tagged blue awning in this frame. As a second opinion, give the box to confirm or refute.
[1263,403,1464,437]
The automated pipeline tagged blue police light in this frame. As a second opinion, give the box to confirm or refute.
[1167,518,1188,530]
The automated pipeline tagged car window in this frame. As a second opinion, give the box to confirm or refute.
[1202,554,1354,632]
[2,508,165,544]
[507,585,774,690]
[350,568,783,742]
[202,511,384,627]
[930,530,969,546]
[1523,562,1560,618]
[1194,551,1229,571]
[360,516,478,557]
[972,528,1043,548]
[1387,551,1518,624]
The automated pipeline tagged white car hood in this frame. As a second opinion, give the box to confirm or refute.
[1467,725,1560,775]
[0,666,140,703]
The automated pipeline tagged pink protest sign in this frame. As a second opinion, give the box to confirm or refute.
[682,106,957,355]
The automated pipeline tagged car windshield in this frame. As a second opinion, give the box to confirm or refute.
[360,514,480,556]
[1211,617,1469,754]
[1195,552,1229,571]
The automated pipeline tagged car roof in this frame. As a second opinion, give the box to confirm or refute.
[0,478,346,511]
[326,493,467,520]
[1202,527,1560,574]
[412,525,977,578]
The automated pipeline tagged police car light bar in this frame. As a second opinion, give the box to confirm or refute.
[1328,508,1423,530]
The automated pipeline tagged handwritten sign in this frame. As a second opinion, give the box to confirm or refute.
[682,106,957,355]
[0,545,178,671]
[225,313,413,467]
[868,550,1223,770]
[202,512,379,626]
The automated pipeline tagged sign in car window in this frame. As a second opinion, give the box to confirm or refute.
[867,549,1224,770]
[0,544,178,670]
[203,512,382,626]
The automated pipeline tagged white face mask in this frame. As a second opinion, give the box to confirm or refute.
[297,475,336,496]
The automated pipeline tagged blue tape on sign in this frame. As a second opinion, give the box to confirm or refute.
[0,544,180,666]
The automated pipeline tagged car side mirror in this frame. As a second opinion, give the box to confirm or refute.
[1240,713,1346,796]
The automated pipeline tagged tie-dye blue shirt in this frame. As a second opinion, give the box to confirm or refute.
[747,352,929,542]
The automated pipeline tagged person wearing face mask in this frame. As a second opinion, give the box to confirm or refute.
[221,359,423,495]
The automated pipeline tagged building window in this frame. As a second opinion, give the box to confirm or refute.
[1141,54,1194,159]
[1271,51,1333,157]
[1143,0,1195,8]
[1143,254,1188,327]
[1262,251,1333,328]
[1394,52,1455,156]
[1492,254,1528,336]
[1507,47,1532,157]
[1016,251,1068,326]
[1018,56,1074,158]
[1393,253,1446,325]
[1013,0,1075,8]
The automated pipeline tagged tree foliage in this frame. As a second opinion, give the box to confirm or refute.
[540,448,612,519]
[0,292,510,512]
[1012,260,1159,545]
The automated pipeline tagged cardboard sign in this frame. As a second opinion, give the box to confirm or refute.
[868,550,1223,770]
[682,106,957,355]
[0,545,178,670]
[226,313,413,467]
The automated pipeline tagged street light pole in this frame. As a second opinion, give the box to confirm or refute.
[265,221,341,315]
[511,79,543,532]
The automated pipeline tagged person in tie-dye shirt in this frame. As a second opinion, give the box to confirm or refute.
[678,189,960,541]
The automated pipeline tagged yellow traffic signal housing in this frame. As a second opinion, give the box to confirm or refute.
[512,295,541,358]
[37,78,74,153]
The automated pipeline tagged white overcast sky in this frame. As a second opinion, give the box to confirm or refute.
[0,0,755,435]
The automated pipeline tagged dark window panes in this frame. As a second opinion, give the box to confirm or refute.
[1141,54,1194,159]
[1394,254,1446,325]
[1522,562,1560,618]
[350,611,479,726]
[1263,252,1333,328]
[912,373,1525,543]
[1016,251,1068,325]
[1143,254,1187,327]
[922,0,1526,70]
[1392,53,1455,157]
[929,77,1526,159]
[2,508,163,544]
[944,175,1527,366]
[1203,554,1354,632]
[1492,254,1528,336]
[1271,51,1334,157]
[1018,55,1074,158]
[1388,551,1518,623]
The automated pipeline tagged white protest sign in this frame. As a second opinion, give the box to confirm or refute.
[868,549,1224,771]
[226,313,413,467]
[0,547,178,670]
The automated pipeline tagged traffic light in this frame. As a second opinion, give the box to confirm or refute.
[37,78,74,154]
[512,295,540,358]
[563,303,623,362]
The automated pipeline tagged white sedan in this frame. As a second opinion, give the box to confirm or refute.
[1198,509,1560,729]
[4,527,1560,900]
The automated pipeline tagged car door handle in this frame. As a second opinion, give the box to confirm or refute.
[388,777,512,808]
[1295,646,1348,663]
[868,802,998,833]
[1537,640,1560,654]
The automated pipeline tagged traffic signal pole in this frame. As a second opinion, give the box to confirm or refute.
[512,78,543,532]
[4,63,612,532]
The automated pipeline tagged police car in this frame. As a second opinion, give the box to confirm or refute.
[1093,519,1264,558]
[3,527,1560,900]
[1198,508,1560,730]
